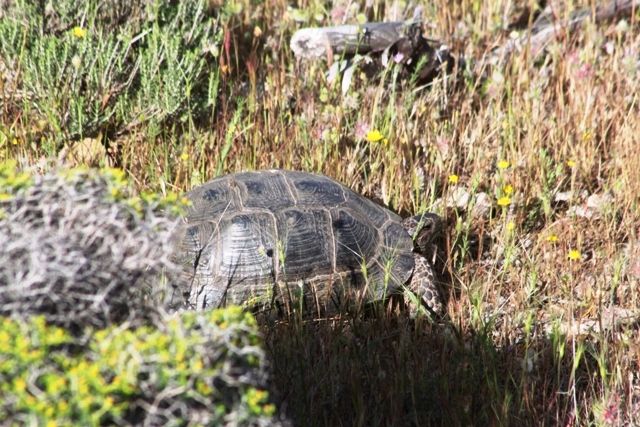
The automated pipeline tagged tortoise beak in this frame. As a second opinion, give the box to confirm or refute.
[413,213,443,255]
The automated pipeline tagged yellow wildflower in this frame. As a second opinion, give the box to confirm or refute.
[448,174,459,184]
[247,388,268,408]
[497,160,510,170]
[568,249,582,261]
[14,377,27,392]
[196,380,212,395]
[566,160,576,168]
[51,376,67,391]
[180,151,189,162]
[48,327,68,345]
[0,330,9,351]
[503,184,514,195]
[547,234,558,243]
[365,130,384,143]
[192,359,204,372]
[263,403,276,416]
[71,26,87,39]
[75,377,89,395]
[78,395,93,410]
[111,374,123,387]
[497,196,511,207]
[103,396,114,409]
[104,167,126,184]
[87,364,100,379]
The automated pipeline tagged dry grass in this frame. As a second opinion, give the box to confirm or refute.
[1,0,639,425]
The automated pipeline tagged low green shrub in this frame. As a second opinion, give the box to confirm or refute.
[0,307,282,426]
[0,0,220,147]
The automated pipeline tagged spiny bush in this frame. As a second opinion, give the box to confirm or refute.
[0,307,283,426]
[0,161,185,330]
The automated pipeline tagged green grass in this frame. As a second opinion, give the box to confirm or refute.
[1,0,639,425]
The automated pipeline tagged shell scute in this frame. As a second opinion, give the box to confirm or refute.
[178,170,415,310]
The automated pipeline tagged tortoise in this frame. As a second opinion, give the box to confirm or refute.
[174,170,445,317]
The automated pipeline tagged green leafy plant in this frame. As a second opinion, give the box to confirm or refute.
[0,0,221,151]
[0,307,281,426]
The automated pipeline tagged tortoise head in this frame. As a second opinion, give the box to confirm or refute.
[402,213,443,257]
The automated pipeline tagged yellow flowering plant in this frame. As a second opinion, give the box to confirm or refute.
[366,129,384,143]
[497,160,510,170]
[568,249,582,261]
[0,307,279,425]
[497,196,511,207]
[71,26,88,39]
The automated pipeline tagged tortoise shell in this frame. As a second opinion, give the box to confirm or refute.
[175,170,414,311]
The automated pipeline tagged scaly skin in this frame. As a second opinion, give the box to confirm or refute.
[402,214,446,318]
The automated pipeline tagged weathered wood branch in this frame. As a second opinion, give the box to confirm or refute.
[290,0,638,82]
[290,20,459,87]
[491,0,640,63]
[290,21,423,60]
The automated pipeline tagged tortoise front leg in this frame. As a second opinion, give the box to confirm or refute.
[406,254,445,318]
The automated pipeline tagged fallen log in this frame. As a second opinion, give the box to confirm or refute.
[290,0,639,82]
[290,21,422,60]
[491,0,640,63]
[290,19,460,88]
